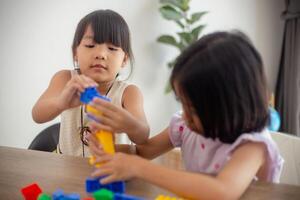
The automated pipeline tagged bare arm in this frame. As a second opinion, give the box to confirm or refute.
[121,85,150,144]
[32,70,71,123]
[135,142,266,199]
[32,70,98,123]
[91,127,174,159]
[92,142,266,200]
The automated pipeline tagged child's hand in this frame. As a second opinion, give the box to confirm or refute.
[91,152,142,184]
[88,130,106,157]
[58,74,98,110]
[87,98,140,134]
[88,132,141,184]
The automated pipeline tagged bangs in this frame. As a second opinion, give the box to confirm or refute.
[91,14,129,50]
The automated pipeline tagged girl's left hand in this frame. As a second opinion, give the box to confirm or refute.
[87,97,139,134]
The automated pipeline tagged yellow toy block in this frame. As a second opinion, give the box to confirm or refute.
[155,195,184,200]
[86,105,115,167]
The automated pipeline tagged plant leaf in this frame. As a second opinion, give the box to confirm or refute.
[159,5,183,21]
[157,35,180,49]
[180,0,190,12]
[160,0,189,12]
[167,58,177,68]
[188,11,208,24]
[164,81,173,94]
[177,32,193,46]
[191,25,206,41]
[175,20,184,29]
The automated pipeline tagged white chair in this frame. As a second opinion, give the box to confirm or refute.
[271,131,300,185]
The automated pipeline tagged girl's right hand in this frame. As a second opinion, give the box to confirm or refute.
[57,74,98,110]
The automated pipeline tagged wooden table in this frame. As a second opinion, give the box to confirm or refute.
[0,146,299,199]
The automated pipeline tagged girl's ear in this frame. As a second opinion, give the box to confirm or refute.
[121,54,129,68]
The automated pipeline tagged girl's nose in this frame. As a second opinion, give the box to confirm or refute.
[95,45,107,60]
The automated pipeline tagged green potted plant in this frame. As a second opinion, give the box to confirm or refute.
[157,0,208,93]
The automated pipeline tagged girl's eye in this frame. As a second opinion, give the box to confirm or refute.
[108,47,118,51]
[85,45,95,48]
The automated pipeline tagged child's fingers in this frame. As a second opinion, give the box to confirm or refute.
[88,120,114,132]
[91,98,119,115]
[80,75,98,87]
[100,174,118,185]
[94,154,113,163]
[88,140,105,156]
[91,167,113,178]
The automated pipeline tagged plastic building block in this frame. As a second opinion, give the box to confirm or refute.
[80,87,115,167]
[93,189,114,200]
[52,189,64,200]
[114,193,144,200]
[155,195,181,200]
[111,181,125,193]
[52,189,80,200]
[80,87,110,104]
[37,193,51,200]
[86,177,125,194]
[21,183,42,200]
[86,177,102,193]
[63,193,80,200]
[82,198,94,200]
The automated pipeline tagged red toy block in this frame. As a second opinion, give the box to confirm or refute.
[21,183,42,200]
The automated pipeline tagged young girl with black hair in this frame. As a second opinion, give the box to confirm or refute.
[32,10,149,157]
[88,31,283,199]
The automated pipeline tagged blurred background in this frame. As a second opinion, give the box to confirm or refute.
[0,0,285,148]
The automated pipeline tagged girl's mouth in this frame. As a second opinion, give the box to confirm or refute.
[91,64,107,70]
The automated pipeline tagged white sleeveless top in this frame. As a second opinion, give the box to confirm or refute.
[58,70,130,157]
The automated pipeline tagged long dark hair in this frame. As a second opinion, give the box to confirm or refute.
[171,31,269,144]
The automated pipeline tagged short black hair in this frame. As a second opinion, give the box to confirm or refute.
[171,31,269,144]
[72,9,134,64]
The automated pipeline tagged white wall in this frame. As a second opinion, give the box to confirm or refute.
[0,0,285,148]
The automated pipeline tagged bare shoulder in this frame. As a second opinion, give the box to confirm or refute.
[233,141,266,159]
[44,69,72,95]
[122,84,144,105]
[50,69,72,85]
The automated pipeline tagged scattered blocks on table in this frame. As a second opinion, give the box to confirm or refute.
[52,188,80,200]
[114,193,145,200]
[37,193,51,200]
[21,183,42,200]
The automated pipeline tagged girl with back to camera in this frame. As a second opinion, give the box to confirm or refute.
[32,10,149,157]
[87,31,284,199]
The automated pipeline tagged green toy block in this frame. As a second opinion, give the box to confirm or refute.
[37,193,51,200]
[93,188,114,200]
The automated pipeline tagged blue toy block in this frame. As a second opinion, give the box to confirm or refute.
[52,189,64,200]
[62,193,80,200]
[80,87,110,104]
[114,193,144,200]
[52,189,80,200]
[86,177,101,193]
[86,177,125,193]
[111,181,125,193]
